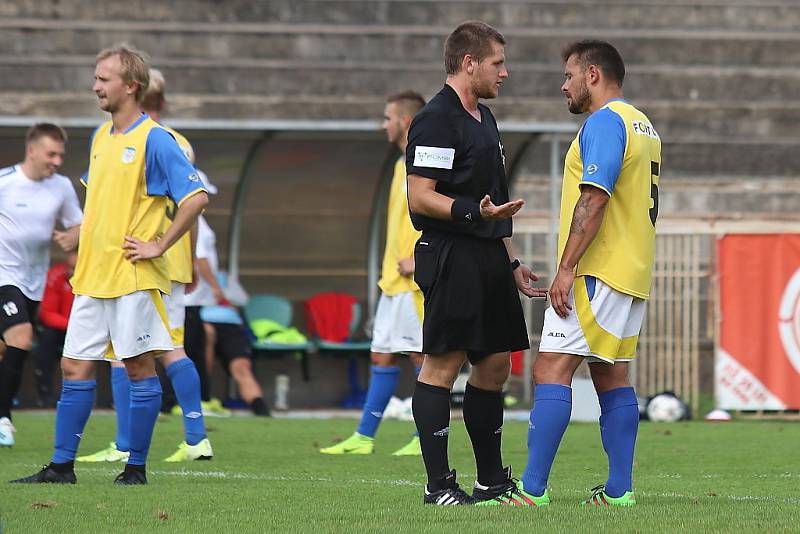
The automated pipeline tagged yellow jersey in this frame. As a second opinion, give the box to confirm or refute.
[162,127,194,284]
[559,99,662,299]
[379,157,422,297]
[72,114,205,298]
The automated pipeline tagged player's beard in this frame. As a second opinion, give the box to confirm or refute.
[567,81,590,114]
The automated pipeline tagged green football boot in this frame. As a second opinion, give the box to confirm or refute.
[391,436,421,456]
[164,438,214,462]
[76,442,129,463]
[582,484,636,506]
[475,479,551,507]
[319,433,374,455]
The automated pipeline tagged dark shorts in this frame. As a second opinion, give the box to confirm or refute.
[0,285,39,340]
[209,322,253,372]
[413,232,529,364]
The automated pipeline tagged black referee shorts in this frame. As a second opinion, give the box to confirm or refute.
[413,232,529,364]
[0,285,39,339]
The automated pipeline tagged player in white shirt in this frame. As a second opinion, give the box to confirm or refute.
[0,123,82,447]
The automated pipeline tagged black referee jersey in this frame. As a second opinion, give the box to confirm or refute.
[406,84,512,240]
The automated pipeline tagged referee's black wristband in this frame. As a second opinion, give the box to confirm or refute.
[511,259,521,271]
[451,197,482,224]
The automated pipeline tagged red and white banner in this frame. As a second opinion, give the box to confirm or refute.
[716,234,800,410]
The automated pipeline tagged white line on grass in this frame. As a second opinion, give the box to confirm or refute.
[7,463,799,504]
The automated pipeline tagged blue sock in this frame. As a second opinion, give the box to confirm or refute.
[127,376,162,466]
[413,366,422,437]
[356,366,400,437]
[111,366,131,452]
[166,358,206,446]
[521,384,572,496]
[599,387,640,497]
[51,380,96,464]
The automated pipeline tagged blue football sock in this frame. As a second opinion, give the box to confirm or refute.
[599,387,640,497]
[166,358,206,446]
[521,384,572,496]
[356,366,400,438]
[127,376,162,466]
[111,366,131,452]
[51,380,96,464]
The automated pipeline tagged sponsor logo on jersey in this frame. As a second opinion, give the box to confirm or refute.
[587,164,599,175]
[631,120,660,139]
[546,332,567,338]
[414,146,455,170]
[433,426,450,437]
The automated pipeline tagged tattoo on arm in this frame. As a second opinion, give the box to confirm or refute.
[569,191,598,236]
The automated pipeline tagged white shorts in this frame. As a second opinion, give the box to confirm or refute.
[370,291,423,354]
[538,276,646,364]
[166,282,186,349]
[63,290,174,361]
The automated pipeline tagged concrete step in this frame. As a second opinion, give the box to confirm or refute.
[4,91,800,153]
[514,176,800,215]
[518,139,800,177]
[2,24,800,67]
[3,58,799,106]
[3,0,800,32]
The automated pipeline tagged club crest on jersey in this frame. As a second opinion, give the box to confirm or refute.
[188,172,200,182]
[121,147,136,164]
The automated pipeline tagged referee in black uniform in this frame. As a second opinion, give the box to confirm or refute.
[407,21,547,505]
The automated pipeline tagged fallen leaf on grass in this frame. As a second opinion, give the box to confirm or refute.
[158,510,169,520]
[30,502,56,510]
[707,492,717,497]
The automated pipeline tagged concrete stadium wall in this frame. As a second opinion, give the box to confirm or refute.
[2,0,797,407]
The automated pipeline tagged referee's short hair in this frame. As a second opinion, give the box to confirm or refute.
[96,43,151,104]
[562,40,625,87]
[386,90,426,118]
[444,21,506,75]
[26,123,67,146]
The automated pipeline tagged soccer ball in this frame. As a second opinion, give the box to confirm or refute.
[646,393,688,422]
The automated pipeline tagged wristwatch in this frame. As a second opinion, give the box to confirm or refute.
[511,259,521,271]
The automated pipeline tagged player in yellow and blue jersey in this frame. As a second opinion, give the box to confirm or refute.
[76,68,214,465]
[319,91,426,457]
[480,40,661,507]
[10,44,208,486]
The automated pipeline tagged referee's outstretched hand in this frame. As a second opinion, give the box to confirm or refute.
[515,262,549,299]
[479,195,524,219]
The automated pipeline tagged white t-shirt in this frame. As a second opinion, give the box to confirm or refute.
[185,215,218,307]
[0,165,83,300]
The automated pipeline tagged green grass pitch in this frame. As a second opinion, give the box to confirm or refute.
[1,413,798,532]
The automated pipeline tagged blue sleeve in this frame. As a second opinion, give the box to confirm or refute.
[578,107,626,195]
[82,126,100,186]
[144,128,205,204]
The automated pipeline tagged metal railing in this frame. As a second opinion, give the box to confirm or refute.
[512,219,800,414]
